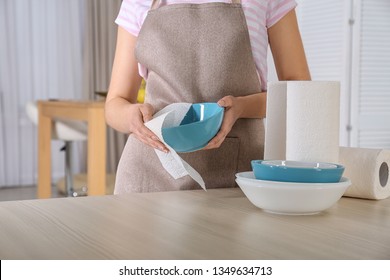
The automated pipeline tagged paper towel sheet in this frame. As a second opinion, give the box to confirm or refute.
[144,103,206,190]
[264,81,340,164]
[340,147,390,200]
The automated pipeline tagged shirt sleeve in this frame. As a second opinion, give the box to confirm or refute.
[115,0,143,37]
[266,0,297,28]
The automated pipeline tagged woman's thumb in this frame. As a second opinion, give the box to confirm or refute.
[140,104,154,122]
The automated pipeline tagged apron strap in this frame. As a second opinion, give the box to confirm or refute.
[151,0,241,10]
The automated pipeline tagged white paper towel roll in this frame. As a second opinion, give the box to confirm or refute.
[286,81,340,163]
[264,81,287,160]
[340,147,390,200]
[145,103,206,190]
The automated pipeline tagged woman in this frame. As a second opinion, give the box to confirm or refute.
[106,0,311,193]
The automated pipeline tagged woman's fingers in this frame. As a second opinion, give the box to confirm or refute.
[139,103,154,122]
[204,130,227,149]
[217,95,234,108]
[134,129,168,153]
[130,103,169,153]
[204,95,240,150]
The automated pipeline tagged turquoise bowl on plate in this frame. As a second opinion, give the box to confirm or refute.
[162,103,224,153]
[251,160,345,183]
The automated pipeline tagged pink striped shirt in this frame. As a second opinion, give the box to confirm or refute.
[116,0,297,91]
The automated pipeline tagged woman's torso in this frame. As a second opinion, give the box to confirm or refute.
[115,0,297,92]
[115,0,266,193]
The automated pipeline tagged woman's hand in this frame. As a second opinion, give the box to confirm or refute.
[128,103,169,153]
[204,95,242,149]
[203,92,267,150]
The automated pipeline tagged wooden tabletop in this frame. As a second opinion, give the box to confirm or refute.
[0,188,389,260]
[38,100,105,121]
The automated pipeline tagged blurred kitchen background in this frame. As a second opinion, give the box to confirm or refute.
[0,0,389,196]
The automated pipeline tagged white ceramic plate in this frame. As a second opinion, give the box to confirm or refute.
[235,172,351,215]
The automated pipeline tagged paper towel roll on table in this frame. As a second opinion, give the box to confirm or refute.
[339,147,390,200]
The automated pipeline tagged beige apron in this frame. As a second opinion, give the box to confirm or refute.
[115,0,264,193]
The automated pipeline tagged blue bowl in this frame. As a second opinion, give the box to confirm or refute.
[251,160,345,183]
[162,103,224,153]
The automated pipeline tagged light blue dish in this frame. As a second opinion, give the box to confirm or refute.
[162,103,224,153]
[251,160,345,183]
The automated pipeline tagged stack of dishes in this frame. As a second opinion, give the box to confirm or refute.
[235,160,351,215]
